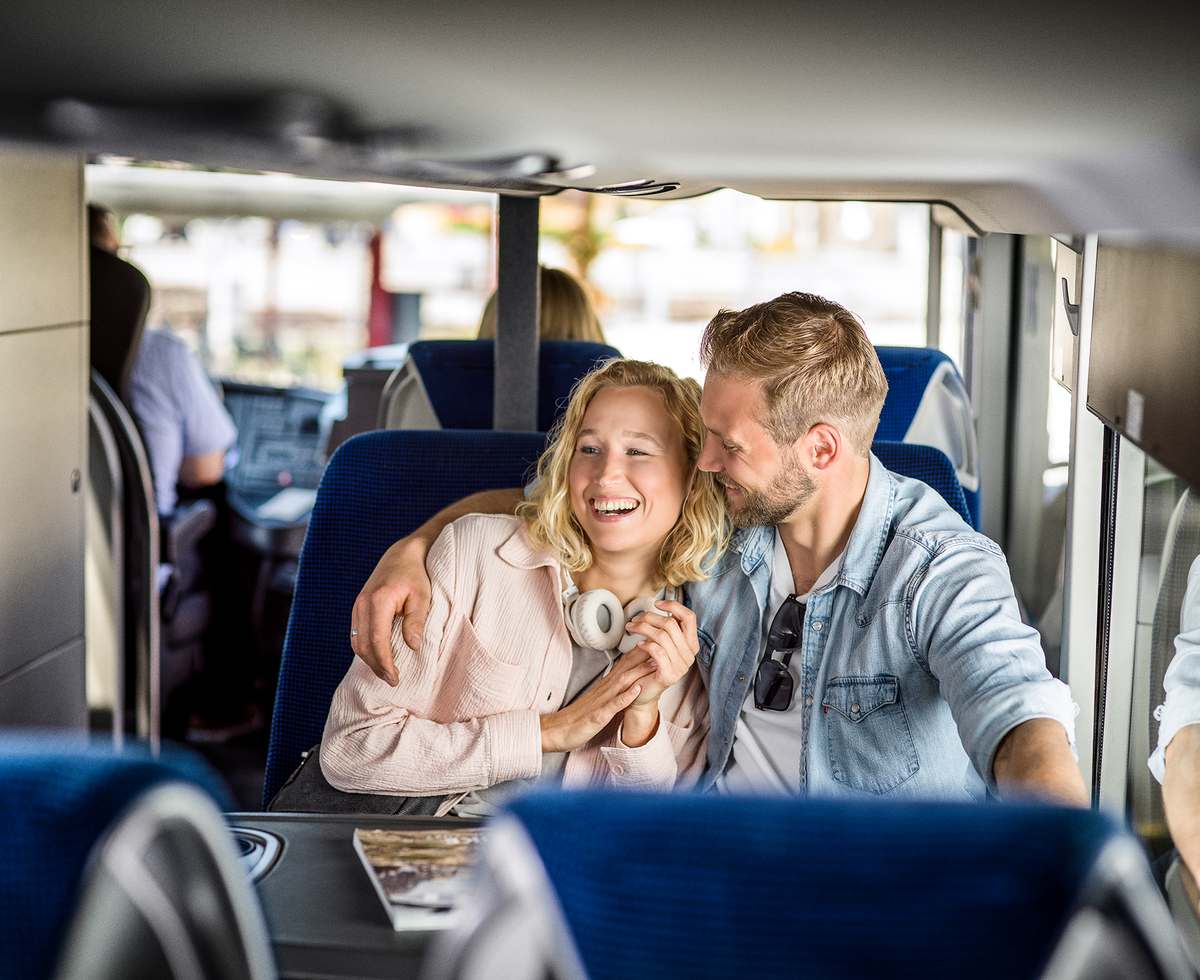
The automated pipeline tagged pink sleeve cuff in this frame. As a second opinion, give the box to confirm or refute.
[601,716,677,789]
[485,710,544,784]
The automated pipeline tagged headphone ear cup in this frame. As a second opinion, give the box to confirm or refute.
[618,595,659,653]
[567,589,626,650]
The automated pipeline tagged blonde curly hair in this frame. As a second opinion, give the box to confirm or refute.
[517,359,729,588]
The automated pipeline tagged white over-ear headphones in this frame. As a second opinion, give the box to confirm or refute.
[561,571,676,653]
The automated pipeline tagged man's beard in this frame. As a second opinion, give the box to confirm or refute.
[719,458,817,529]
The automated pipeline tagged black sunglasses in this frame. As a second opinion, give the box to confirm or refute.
[753,595,806,711]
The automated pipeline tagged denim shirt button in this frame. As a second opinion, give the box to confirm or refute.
[805,695,814,707]
[851,702,861,714]
[738,674,745,683]
[812,621,822,631]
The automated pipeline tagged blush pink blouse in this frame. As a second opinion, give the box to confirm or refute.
[321,514,709,813]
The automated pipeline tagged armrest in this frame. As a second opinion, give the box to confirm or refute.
[163,499,217,564]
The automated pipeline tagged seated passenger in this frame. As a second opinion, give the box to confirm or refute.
[1152,552,1200,917]
[321,359,727,815]
[477,265,607,342]
[128,329,237,517]
[382,265,606,430]
[87,204,150,404]
[351,292,1088,806]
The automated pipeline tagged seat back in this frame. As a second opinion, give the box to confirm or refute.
[0,734,239,980]
[408,340,620,431]
[90,371,162,746]
[54,781,275,980]
[90,372,215,745]
[872,440,971,527]
[438,790,1186,980]
[89,244,151,405]
[263,429,548,806]
[875,346,981,529]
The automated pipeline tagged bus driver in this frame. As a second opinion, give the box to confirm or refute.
[351,292,1088,806]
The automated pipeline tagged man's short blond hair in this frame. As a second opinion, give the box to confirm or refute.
[698,292,888,456]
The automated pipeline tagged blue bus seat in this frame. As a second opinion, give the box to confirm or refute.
[408,339,620,431]
[0,734,243,980]
[872,440,971,527]
[263,428,548,806]
[875,346,981,529]
[428,790,1192,980]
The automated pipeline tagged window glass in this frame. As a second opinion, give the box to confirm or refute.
[116,184,931,390]
[1130,457,1196,847]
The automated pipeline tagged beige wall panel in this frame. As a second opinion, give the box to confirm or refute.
[0,148,85,334]
[0,638,87,730]
[0,325,86,678]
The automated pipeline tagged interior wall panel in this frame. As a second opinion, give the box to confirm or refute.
[0,148,85,336]
[0,639,87,729]
[0,148,87,729]
[0,326,87,678]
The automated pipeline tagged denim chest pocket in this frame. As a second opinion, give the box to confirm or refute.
[822,675,919,794]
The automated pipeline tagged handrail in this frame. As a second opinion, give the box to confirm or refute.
[87,392,125,752]
[89,371,161,757]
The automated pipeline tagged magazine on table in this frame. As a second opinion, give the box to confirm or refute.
[352,827,487,931]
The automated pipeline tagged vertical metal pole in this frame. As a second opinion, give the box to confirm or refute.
[494,196,541,431]
[1092,425,1120,806]
[1060,233,1103,798]
[926,213,942,348]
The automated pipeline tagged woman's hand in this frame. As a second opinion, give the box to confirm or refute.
[624,599,699,707]
[540,650,658,753]
[619,600,699,747]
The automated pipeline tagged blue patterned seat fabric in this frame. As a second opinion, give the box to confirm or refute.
[504,790,1125,980]
[263,428,549,805]
[872,440,971,526]
[409,339,620,431]
[0,734,230,980]
[875,345,982,530]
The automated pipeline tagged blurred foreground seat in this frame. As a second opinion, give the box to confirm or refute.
[0,733,273,980]
[426,791,1195,980]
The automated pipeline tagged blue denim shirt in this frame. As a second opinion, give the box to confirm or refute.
[691,453,1074,798]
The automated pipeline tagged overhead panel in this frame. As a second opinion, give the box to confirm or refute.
[1088,243,1200,491]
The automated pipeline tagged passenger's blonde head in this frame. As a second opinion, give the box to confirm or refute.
[478,266,606,343]
[699,291,888,457]
[518,359,728,587]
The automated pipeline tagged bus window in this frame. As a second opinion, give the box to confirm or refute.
[1128,457,1194,849]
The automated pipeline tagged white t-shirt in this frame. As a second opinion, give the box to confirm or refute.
[717,529,845,795]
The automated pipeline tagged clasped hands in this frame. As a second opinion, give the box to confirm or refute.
[540,600,699,752]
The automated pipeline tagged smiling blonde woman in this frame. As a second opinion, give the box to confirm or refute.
[319,359,728,816]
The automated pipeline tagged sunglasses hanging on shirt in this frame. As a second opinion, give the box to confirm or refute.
[753,595,806,711]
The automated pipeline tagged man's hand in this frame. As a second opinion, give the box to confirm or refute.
[540,649,659,753]
[351,536,433,685]
[350,487,524,685]
[992,717,1089,806]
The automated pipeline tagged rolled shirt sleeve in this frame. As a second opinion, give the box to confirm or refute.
[913,535,1077,787]
[1149,554,1200,783]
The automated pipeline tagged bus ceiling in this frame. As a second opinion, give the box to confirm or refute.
[2,0,1200,239]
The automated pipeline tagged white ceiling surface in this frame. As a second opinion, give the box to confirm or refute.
[3,0,1199,236]
[86,165,493,221]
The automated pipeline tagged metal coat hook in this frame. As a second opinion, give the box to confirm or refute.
[1061,277,1080,337]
